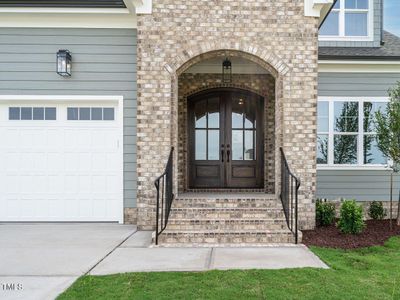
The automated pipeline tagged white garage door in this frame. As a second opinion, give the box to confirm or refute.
[0,97,123,222]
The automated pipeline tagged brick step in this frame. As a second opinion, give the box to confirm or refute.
[173,198,279,209]
[169,207,285,219]
[158,230,296,244]
[166,218,288,230]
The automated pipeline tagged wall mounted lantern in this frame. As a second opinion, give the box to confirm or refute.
[222,58,232,83]
[57,50,72,77]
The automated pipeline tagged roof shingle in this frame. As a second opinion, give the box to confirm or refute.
[319,31,400,60]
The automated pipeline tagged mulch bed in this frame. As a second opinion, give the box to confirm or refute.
[302,219,400,249]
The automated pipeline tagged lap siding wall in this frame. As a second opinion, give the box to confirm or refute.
[317,72,400,201]
[0,28,137,208]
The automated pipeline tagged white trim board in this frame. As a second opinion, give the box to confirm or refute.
[318,61,400,73]
[0,95,123,102]
[0,13,137,28]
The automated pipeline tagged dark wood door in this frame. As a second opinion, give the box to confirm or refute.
[189,89,264,188]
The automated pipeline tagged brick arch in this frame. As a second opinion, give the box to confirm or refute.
[164,44,290,78]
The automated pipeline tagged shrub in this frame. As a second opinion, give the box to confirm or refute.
[316,199,336,226]
[368,201,386,220]
[337,200,365,234]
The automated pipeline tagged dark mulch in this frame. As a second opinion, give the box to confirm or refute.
[303,219,400,249]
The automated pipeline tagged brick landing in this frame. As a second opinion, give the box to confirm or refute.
[157,193,299,246]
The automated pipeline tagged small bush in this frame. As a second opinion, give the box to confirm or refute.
[316,199,336,226]
[368,201,386,220]
[337,200,365,234]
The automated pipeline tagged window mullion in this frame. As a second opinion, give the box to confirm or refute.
[358,100,364,166]
[339,0,345,37]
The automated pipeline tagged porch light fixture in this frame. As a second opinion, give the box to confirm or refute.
[57,50,72,77]
[222,58,232,83]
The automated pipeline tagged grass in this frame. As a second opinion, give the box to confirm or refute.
[58,237,400,300]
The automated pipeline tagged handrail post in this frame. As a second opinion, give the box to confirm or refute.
[155,180,160,245]
[279,147,300,244]
[294,180,299,244]
[154,147,175,246]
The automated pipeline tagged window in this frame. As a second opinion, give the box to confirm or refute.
[9,107,56,120]
[319,0,371,40]
[317,98,388,167]
[67,107,115,121]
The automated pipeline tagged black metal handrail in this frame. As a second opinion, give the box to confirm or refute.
[154,147,174,245]
[279,147,301,244]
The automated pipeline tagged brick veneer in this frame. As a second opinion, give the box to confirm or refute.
[136,0,319,230]
[177,73,276,193]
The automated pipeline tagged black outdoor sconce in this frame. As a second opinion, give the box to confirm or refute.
[57,50,72,77]
[222,58,232,83]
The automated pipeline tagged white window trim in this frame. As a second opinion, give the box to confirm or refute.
[319,0,374,42]
[317,96,390,171]
[0,94,125,223]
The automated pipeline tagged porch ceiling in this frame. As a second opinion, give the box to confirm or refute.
[184,57,269,75]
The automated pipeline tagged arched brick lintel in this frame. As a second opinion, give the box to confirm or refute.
[164,45,290,78]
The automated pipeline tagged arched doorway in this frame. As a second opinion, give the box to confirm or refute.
[188,88,264,188]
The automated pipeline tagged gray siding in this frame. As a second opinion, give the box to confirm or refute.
[0,28,137,208]
[317,72,400,201]
[317,170,400,201]
[319,0,382,48]
[318,72,400,97]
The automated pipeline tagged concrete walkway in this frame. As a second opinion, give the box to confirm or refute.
[0,223,136,300]
[0,225,327,300]
[90,231,328,275]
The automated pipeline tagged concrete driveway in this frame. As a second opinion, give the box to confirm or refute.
[0,223,136,300]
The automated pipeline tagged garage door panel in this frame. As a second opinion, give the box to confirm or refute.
[0,101,123,222]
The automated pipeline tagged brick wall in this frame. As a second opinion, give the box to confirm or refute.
[136,0,319,230]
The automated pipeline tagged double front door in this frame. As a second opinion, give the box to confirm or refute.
[189,89,264,188]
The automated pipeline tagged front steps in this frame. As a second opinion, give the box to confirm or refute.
[157,192,298,246]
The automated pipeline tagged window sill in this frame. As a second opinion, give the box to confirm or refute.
[318,36,374,42]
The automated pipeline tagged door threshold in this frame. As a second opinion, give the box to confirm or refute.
[186,188,266,193]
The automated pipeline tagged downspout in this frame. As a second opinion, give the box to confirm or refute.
[319,0,339,29]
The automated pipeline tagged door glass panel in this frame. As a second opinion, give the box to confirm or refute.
[21,107,32,120]
[208,98,220,128]
[195,130,206,160]
[208,130,219,160]
[232,130,243,160]
[232,98,244,128]
[244,131,255,160]
[195,100,207,128]
[244,99,256,129]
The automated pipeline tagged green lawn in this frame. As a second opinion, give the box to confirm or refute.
[58,237,400,300]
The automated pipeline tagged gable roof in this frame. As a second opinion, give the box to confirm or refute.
[319,31,400,60]
[0,1,126,8]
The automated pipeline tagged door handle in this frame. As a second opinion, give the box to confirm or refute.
[226,144,230,163]
[221,144,225,162]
